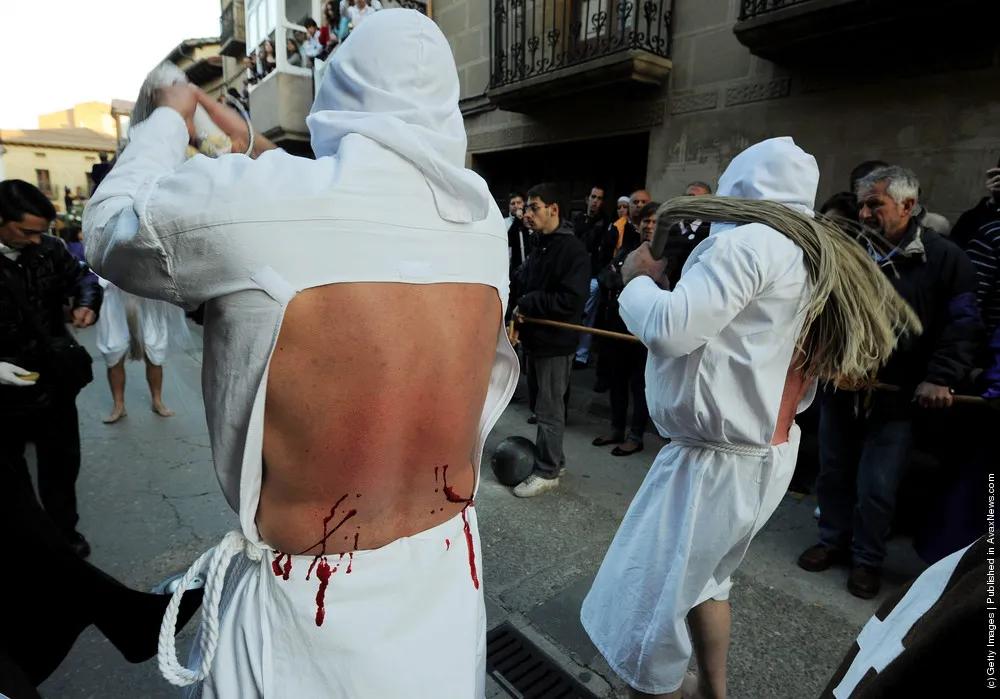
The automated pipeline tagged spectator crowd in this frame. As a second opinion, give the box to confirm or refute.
[243,0,383,88]
[505,160,999,599]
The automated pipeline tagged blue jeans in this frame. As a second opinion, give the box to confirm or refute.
[816,390,913,567]
[575,278,600,364]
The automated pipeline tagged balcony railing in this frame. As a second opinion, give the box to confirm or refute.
[489,0,674,91]
[221,0,247,57]
[738,0,813,20]
[222,2,236,40]
[735,0,999,64]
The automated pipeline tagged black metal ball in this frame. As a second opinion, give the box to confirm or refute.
[490,436,537,486]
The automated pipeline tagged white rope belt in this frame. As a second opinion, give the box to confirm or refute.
[157,530,262,687]
[669,436,770,458]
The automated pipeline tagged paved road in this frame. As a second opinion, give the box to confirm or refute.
[36,326,927,698]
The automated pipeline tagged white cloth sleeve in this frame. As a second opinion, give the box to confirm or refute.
[83,107,299,310]
[618,237,766,359]
[83,108,189,307]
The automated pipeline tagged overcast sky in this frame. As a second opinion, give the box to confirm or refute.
[0,0,221,129]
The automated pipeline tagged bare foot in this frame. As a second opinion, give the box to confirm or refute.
[681,672,703,699]
[103,406,127,424]
[152,402,175,418]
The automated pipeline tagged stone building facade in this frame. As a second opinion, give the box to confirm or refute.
[439,0,1000,220]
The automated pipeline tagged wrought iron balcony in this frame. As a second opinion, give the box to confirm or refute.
[738,0,814,20]
[220,0,247,58]
[487,0,674,112]
[735,0,1000,65]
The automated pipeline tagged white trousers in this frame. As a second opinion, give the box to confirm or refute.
[182,507,487,699]
[96,284,172,367]
[581,427,801,694]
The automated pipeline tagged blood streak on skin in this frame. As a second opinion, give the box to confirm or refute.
[300,493,360,623]
[437,465,479,589]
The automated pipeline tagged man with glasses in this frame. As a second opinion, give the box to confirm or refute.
[511,183,590,498]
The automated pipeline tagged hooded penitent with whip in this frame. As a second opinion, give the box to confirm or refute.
[580,138,921,699]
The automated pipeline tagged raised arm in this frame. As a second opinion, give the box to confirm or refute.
[83,107,189,305]
[618,235,765,359]
[83,86,277,309]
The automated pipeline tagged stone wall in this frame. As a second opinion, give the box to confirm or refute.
[653,0,1000,219]
[436,0,492,101]
[440,0,1000,220]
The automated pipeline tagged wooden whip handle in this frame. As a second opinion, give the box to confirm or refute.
[517,316,642,344]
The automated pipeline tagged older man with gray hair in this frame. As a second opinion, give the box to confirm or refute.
[798,165,982,599]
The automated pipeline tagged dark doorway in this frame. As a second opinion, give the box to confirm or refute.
[472,132,650,220]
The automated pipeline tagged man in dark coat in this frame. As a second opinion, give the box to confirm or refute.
[512,183,590,498]
[0,179,103,557]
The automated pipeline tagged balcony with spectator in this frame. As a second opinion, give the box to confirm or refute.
[239,0,426,152]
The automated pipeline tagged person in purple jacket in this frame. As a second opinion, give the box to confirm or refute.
[57,225,98,286]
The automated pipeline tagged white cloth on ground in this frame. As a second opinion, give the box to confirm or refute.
[580,137,820,694]
[95,279,191,366]
[84,9,516,698]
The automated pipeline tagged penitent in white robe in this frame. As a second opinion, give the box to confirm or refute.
[83,10,517,698]
[581,137,821,694]
[95,278,191,367]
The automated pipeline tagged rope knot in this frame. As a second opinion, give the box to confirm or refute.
[157,530,255,687]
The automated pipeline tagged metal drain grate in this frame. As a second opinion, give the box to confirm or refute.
[485,623,600,699]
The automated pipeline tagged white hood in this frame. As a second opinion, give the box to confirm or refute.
[307,9,491,223]
[716,137,819,216]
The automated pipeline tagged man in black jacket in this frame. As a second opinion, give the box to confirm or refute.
[0,179,103,557]
[591,189,649,392]
[571,185,608,369]
[950,163,1000,248]
[512,183,590,498]
[799,166,982,599]
[661,181,713,288]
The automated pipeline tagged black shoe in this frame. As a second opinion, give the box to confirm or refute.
[612,442,644,457]
[797,544,847,572]
[67,531,91,558]
[527,415,538,425]
[848,565,882,599]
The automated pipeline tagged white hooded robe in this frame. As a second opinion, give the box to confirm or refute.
[83,9,517,698]
[580,137,820,694]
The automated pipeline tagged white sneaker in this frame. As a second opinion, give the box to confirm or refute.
[513,474,560,498]
[814,506,821,519]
